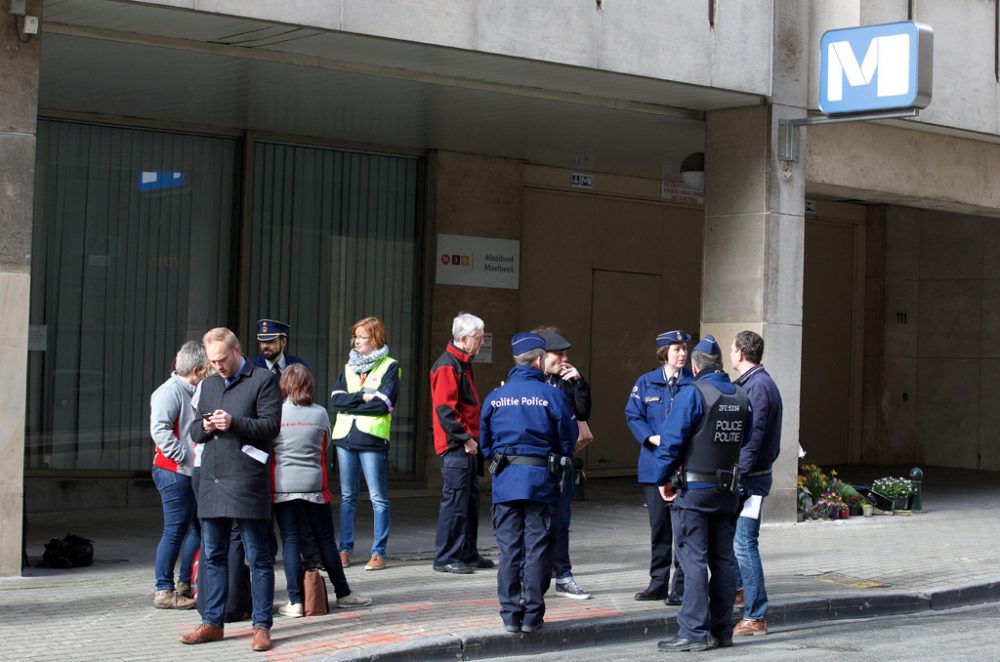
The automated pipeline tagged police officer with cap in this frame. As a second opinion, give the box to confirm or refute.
[253,319,308,376]
[480,332,577,634]
[625,330,693,605]
[651,334,752,653]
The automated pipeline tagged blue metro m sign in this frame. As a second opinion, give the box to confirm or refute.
[819,22,933,114]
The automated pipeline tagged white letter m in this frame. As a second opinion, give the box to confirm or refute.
[827,34,910,102]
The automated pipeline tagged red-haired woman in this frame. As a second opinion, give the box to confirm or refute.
[272,364,371,617]
[329,316,399,571]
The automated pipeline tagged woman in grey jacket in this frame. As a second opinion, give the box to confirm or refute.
[150,341,206,609]
[272,364,371,617]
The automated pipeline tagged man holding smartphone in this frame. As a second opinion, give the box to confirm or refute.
[180,328,280,652]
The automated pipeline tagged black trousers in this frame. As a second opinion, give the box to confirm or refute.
[492,499,552,628]
[643,483,684,595]
[434,448,481,565]
[673,488,739,642]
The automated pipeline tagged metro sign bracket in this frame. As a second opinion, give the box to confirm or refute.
[777,108,919,162]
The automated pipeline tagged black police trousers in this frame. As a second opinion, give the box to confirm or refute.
[673,487,739,642]
[492,499,552,629]
[643,483,684,596]
[434,447,481,565]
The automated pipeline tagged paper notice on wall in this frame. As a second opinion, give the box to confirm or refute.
[471,333,493,364]
[28,324,47,351]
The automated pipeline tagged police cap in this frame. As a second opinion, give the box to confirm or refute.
[693,334,721,355]
[257,319,290,341]
[656,330,691,348]
[511,332,545,354]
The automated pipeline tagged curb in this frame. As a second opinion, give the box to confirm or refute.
[325,580,1000,661]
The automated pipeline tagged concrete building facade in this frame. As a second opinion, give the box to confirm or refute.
[2,0,999,574]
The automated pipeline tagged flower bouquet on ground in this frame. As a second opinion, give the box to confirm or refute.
[870,476,914,511]
[815,491,847,519]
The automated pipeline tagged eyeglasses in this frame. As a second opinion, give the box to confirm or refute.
[352,335,371,341]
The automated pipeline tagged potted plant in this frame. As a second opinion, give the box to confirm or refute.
[870,476,914,511]
[816,491,847,519]
[796,481,814,521]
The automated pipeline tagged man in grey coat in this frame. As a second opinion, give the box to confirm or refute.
[179,328,281,652]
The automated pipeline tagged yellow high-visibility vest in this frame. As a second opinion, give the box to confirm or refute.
[332,356,397,441]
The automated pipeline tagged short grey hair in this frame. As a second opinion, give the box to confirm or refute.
[452,312,485,343]
[513,348,544,366]
[176,341,207,376]
[691,350,722,373]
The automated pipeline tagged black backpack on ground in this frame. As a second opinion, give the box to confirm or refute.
[41,533,94,568]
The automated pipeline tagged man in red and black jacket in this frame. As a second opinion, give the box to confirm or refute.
[429,312,495,574]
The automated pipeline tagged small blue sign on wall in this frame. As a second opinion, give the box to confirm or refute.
[138,171,185,192]
[819,22,933,115]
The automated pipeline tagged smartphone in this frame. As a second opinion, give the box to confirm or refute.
[202,412,212,420]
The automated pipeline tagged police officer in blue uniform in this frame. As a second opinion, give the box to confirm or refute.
[651,335,752,653]
[480,332,577,634]
[625,330,693,604]
[252,319,308,375]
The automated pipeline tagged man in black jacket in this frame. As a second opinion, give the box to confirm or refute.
[535,328,592,600]
[179,328,281,652]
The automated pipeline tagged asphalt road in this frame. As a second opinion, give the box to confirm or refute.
[479,602,1000,661]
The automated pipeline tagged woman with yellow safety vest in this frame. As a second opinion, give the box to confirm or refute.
[330,317,400,572]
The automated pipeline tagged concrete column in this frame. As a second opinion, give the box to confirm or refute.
[0,1,42,575]
[701,105,804,523]
[699,0,808,523]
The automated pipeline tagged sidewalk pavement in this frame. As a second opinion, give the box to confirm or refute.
[4,466,1000,661]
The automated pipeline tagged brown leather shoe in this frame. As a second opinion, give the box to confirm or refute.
[733,618,767,636]
[179,623,224,644]
[734,588,745,609]
[339,551,351,568]
[251,626,272,652]
[364,553,386,571]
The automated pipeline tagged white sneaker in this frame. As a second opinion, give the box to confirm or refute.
[336,591,372,609]
[278,601,303,618]
[554,578,591,600]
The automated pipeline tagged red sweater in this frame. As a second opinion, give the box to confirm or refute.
[429,343,481,455]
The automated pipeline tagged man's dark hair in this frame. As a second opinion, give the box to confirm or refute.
[734,330,764,364]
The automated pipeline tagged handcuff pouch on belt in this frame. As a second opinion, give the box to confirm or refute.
[675,464,741,493]
[488,453,508,476]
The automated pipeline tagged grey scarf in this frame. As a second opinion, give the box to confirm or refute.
[348,345,389,375]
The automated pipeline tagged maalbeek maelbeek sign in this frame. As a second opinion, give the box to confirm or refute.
[819,21,933,115]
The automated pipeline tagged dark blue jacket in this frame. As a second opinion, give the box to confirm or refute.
[252,352,308,371]
[480,365,577,505]
[734,364,782,476]
[651,369,743,488]
[625,366,694,483]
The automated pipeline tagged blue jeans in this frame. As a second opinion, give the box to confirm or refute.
[152,466,200,591]
[274,500,351,603]
[734,472,772,620]
[200,517,274,629]
[336,446,390,557]
[550,473,574,580]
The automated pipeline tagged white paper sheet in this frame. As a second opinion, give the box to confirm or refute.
[241,444,269,464]
[740,494,763,520]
